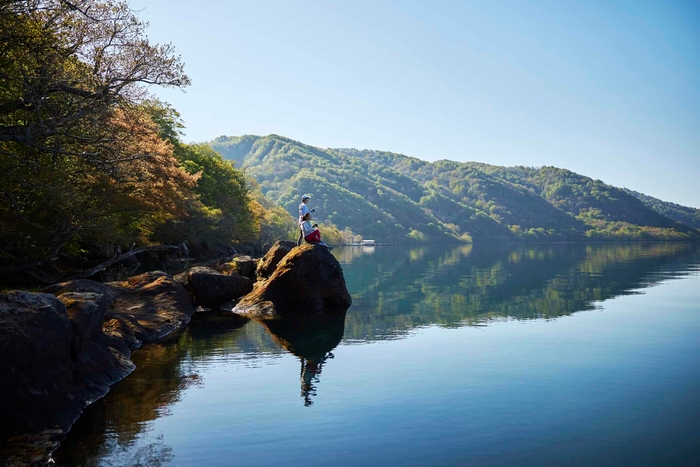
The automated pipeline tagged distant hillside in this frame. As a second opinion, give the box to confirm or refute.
[622,188,700,229]
[208,135,699,243]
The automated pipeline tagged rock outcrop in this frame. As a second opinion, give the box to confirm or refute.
[188,272,253,307]
[103,271,196,345]
[1,292,81,437]
[235,244,351,318]
[0,271,196,465]
[1,243,353,464]
[256,240,296,279]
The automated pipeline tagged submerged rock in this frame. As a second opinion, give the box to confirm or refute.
[235,244,351,318]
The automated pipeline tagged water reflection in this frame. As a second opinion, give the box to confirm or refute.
[53,242,700,465]
[339,242,700,340]
[259,313,346,406]
[54,313,273,466]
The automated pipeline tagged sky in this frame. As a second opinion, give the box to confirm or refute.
[132,0,699,207]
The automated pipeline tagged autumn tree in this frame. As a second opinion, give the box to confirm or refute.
[0,0,192,270]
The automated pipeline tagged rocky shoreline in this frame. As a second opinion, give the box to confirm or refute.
[0,242,351,467]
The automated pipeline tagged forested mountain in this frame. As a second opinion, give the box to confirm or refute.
[622,189,700,229]
[209,135,700,243]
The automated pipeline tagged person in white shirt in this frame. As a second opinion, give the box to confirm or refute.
[300,213,331,250]
[297,194,314,246]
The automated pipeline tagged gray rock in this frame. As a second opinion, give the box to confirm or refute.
[0,272,198,463]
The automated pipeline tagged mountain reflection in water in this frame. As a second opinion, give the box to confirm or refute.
[53,242,700,466]
[341,242,699,339]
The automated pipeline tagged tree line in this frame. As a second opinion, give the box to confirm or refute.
[0,0,297,279]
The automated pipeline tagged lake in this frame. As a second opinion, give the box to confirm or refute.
[54,243,700,466]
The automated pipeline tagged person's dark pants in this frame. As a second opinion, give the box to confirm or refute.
[297,226,304,246]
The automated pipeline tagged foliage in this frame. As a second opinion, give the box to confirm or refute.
[0,2,293,274]
[0,0,193,266]
[248,180,298,249]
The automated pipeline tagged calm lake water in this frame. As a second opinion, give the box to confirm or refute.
[54,243,700,466]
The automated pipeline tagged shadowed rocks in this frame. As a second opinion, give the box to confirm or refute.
[174,266,254,307]
[0,271,197,465]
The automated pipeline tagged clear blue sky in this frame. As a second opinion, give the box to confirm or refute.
[133,0,699,207]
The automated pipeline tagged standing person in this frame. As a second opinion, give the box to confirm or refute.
[297,194,314,246]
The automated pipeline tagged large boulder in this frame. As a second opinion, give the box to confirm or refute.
[256,240,296,280]
[173,265,220,285]
[0,292,78,438]
[235,244,351,318]
[188,271,253,307]
[175,265,254,307]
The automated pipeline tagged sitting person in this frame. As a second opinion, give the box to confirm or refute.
[300,213,332,250]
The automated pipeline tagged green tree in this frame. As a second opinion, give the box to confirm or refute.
[0,0,192,269]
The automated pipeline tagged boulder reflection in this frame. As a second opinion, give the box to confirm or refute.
[258,312,346,406]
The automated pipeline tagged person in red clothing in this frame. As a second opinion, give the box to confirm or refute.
[300,213,331,249]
